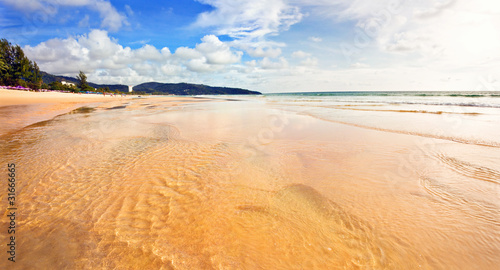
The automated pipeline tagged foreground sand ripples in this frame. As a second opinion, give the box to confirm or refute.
[1,97,499,269]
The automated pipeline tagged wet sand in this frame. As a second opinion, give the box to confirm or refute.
[0,89,206,136]
[0,89,127,136]
[0,93,499,269]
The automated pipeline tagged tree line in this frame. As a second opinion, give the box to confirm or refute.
[0,38,127,94]
[0,38,42,89]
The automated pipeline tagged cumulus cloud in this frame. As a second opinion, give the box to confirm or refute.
[174,47,203,60]
[185,58,216,73]
[0,0,127,31]
[134,44,164,61]
[160,64,182,76]
[24,30,128,73]
[193,0,303,40]
[195,35,242,64]
[23,30,246,85]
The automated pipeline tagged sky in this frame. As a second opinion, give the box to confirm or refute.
[0,0,499,93]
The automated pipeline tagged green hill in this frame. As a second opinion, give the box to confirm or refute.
[133,82,261,95]
[41,72,261,95]
[41,71,128,92]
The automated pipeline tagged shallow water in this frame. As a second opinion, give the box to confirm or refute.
[1,95,499,269]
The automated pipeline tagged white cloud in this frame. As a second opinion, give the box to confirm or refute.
[246,46,282,58]
[132,62,157,76]
[350,62,369,68]
[160,64,182,76]
[292,50,310,58]
[185,58,216,73]
[23,30,246,86]
[193,0,303,40]
[195,35,242,64]
[174,47,203,60]
[0,0,127,31]
[260,57,289,70]
[93,0,127,31]
[77,30,123,60]
[289,0,404,21]
[308,36,322,42]
[374,0,500,70]
[290,51,318,67]
[134,44,165,61]
[287,0,499,77]
[0,0,47,13]
[300,57,318,66]
[245,60,257,68]
[160,47,171,57]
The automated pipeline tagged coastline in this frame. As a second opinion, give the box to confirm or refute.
[0,88,225,136]
[0,88,129,106]
[0,88,132,136]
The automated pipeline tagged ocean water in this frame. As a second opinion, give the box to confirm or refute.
[1,91,499,269]
[261,91,500,146]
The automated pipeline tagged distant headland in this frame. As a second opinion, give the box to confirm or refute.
[41,72,261,95]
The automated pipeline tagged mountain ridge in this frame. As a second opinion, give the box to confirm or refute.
[41,72,261,95]
[41,71,129,92]
[133,82,261,95]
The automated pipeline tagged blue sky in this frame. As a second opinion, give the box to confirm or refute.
[1,0,499,92]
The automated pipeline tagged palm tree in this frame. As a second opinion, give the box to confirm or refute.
[76,70,90,92]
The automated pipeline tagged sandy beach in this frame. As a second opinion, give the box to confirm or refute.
[0,89,128,136]
[0,89,208,136]
[0,88,126,106]
[0,91,499,269]
[2,0,499,267]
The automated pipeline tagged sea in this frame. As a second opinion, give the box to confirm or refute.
[259,91,500,146]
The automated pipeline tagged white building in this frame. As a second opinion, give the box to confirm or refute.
[128,85,133,92]
[61,81,75,87]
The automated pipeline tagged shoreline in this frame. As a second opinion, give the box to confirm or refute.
[0,88,130,106]
[0,88,221,136]
[0,88,133,136]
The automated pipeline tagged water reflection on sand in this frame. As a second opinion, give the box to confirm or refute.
[0,96,499,269]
